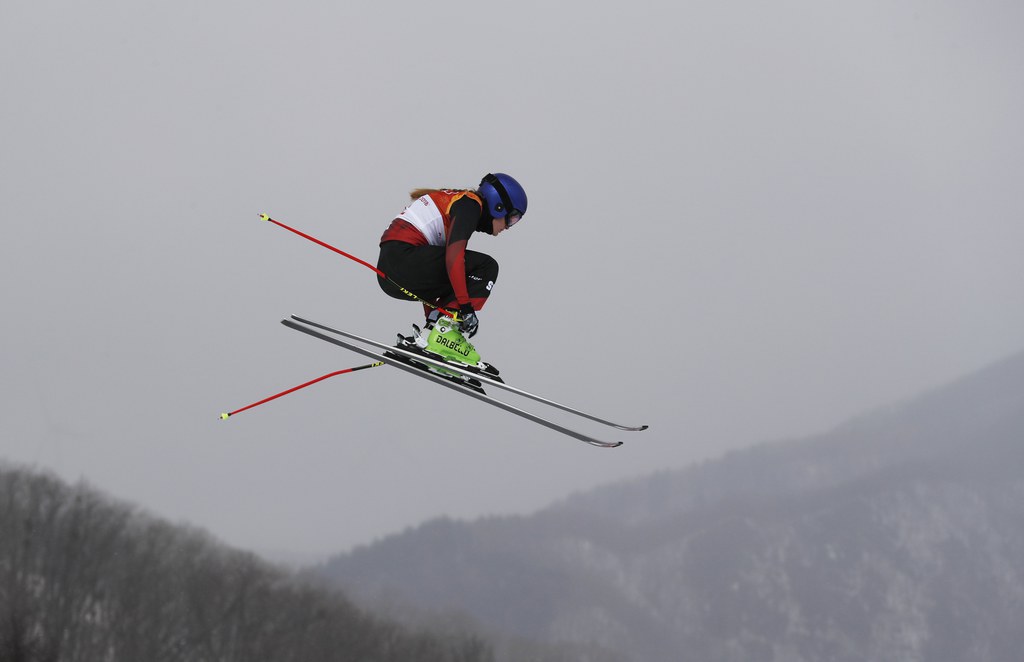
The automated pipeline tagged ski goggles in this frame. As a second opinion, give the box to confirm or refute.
[505,210,524,228]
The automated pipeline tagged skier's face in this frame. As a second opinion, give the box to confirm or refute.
[491,210,522,236]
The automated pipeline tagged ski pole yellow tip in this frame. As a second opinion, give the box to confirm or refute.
[258,213,270,222]
[219,412,230,420]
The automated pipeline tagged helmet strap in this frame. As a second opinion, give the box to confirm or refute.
[481,173,515,217]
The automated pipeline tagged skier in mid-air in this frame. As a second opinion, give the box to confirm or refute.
[225,176,644,445]
[376,173,527,372]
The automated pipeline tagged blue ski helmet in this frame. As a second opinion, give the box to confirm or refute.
[479,173,527,221]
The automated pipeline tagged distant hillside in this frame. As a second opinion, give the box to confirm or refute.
[0,465,491,662]
[314,350,1024,662]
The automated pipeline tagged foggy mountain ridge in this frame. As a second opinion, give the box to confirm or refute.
[313,349,1024,662]
[550,346,1024,524]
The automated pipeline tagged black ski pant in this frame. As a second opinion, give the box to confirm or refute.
[377,241,498,314]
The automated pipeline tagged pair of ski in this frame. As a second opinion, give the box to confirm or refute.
[284,315,647,448]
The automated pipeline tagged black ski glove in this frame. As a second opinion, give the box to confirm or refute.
[458,304,479,338]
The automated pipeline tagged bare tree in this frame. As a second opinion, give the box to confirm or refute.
[0,463,493,662]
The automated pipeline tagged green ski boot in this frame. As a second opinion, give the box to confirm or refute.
[410,313,501,381]
[421,316,481,365]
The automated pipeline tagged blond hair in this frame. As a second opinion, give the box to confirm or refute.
[408,187,474,201]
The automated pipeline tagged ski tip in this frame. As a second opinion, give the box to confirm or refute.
[219,412,230,421]
[258,213,270,222]
[639,425,649,431]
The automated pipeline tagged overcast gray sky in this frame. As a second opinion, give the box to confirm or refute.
[2,0,1022,560]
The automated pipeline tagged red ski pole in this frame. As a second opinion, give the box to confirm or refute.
[219,362,384,419]
[260,213,385,277]
[258,213,455,319]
